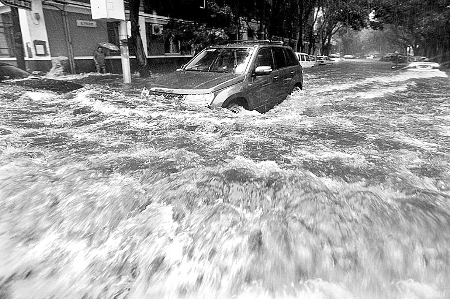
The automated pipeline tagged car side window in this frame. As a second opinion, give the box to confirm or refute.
[255,48,274,69]
[273,47,287,69]
[284,49,294,66]
[284,49,298,66]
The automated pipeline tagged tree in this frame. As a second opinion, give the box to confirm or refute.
[138,0,381,59]
[314,0,372,55]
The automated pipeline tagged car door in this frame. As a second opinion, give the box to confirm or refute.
[268,47,290,107]
[272,47,300,106]
[284,48,300,87]
[247,47,278,113]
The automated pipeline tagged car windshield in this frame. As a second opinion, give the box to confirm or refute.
[184,48,253,74]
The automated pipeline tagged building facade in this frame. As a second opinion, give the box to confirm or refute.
[0,0,193,74]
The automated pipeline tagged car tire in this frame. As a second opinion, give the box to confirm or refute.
[289,85,302,96]
[227,103,245,113]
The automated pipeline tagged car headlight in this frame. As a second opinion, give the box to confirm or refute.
[183,93,215,106]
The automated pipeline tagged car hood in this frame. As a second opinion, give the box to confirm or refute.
[148,71,244,94]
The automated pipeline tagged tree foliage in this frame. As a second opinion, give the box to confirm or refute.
[372,0,450,62]
[130,0,450,64]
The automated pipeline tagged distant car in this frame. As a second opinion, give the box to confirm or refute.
[380,53,396,61]
[405,61,441,71]
[381,53,408,64]
[329,54,343,62]
[343,54,355,59]
[144,41,304,113]
[408,56,430,62]
[381,53,407,63]
[295,52,315,68]
[366,54,381,59]
[315,55,334,65]
[0,62,83,93]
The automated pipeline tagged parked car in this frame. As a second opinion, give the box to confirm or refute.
[405,61,441,71]
[0,62,83,93]
[343,54,355,59]
[315,55,334,65]
[380,53,395,61]
[295,52,315,68]
[144,41,304,113]
[329,54,343,62]
[380,53,408,63]
[366,53,381,59]
[408,56,430,62]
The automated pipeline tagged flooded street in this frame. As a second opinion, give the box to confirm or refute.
[1,60,450,299]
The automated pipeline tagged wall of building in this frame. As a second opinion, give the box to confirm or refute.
[1,1,193,74]
[44,9,109,57]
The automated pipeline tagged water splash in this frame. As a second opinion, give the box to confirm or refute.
[1,64,450,299]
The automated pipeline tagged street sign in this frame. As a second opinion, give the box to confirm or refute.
[76,20,97,28]
[0,0,31,10]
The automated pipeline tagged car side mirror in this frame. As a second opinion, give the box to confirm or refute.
[254,66,272,76]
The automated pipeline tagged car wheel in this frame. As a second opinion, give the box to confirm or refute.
[290,85,302,96]
[227,103,245,113]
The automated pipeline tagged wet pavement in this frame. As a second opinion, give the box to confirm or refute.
[0,60,449,299]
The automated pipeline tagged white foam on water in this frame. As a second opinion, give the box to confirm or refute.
[394,279,444,299]
[358,84,410,99]
[290,149,370,167]
[73,90,149,118]
[312,69,448,93]
[435,125,450,137]
[44,72,96,80]
[393,134,439,151]
[227,156,282,176]
[33,111,75,127]
[20,91,56,102]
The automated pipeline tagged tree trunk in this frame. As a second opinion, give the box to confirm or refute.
[129,0,150,77]
[10,7,26,70]
[296,0,303,52]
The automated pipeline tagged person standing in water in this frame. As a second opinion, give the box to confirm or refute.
[93,47,106,73]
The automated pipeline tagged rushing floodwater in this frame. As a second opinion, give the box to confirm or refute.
[1,61,450,299]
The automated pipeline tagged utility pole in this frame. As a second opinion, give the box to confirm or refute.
[119,21,131,83]
[90,0,129,83]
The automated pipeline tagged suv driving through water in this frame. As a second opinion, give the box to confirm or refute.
[143,41,303,113]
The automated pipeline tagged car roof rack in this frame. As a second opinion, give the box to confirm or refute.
[216,40,284,46]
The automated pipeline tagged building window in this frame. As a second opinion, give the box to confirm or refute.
[106,21,120,54]
[0,13,14,57]
[164,34,180,54]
